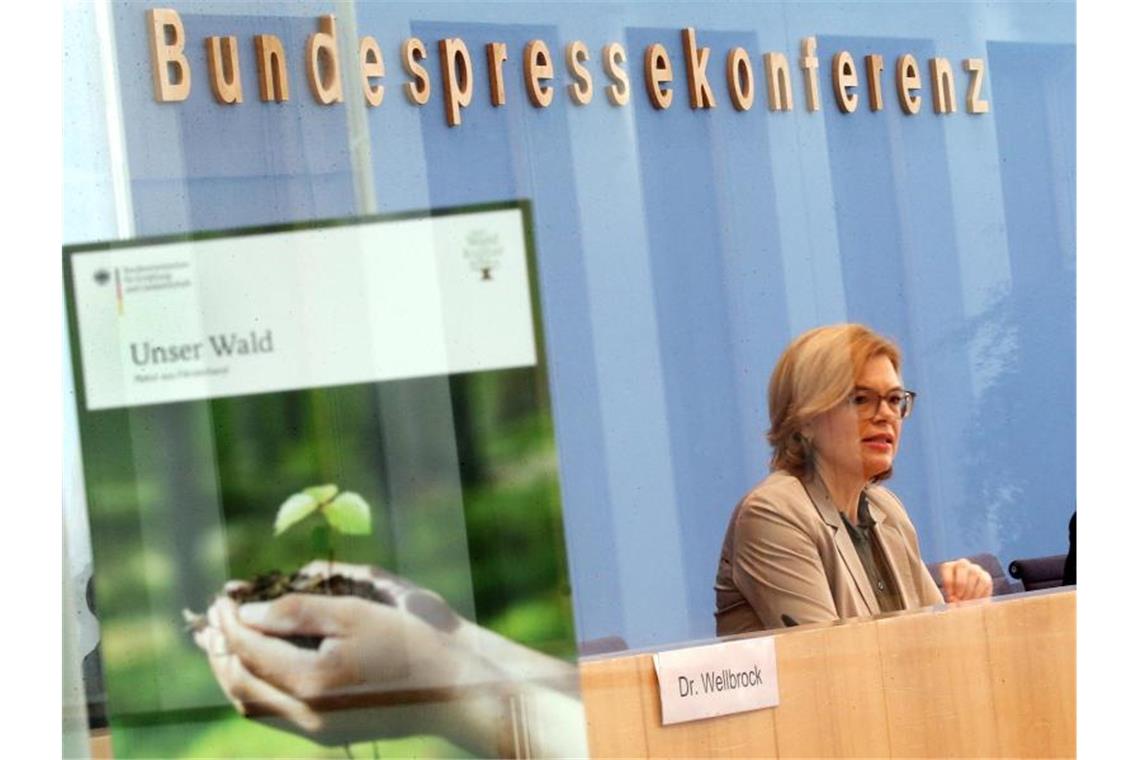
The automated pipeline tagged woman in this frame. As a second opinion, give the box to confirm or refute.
[715,324,992,634]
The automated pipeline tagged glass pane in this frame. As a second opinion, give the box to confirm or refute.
[63,1,1075,755]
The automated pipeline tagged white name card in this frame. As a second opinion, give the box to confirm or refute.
[653,636,779,725]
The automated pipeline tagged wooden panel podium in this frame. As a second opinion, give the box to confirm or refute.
[88,590,1073,758]
[580,589,1075,758]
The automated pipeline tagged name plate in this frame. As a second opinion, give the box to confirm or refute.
[652,637,779,725]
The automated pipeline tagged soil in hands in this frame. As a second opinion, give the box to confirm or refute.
[226,570,395,649]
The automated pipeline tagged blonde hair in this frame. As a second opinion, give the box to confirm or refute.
[767,324,902,479]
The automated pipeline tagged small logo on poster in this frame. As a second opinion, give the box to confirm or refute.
[463,229,504,281]
[89,267,126,314]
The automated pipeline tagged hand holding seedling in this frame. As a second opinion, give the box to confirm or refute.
[194,561,587,757]
[191,486,586,756]
[183,485,376,637]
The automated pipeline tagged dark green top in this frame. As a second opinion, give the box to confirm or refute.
[840,492,904,614]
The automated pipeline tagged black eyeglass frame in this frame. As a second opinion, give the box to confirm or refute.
[847,389,917,419]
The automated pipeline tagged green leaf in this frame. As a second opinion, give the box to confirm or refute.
[303,484,339,505]
[274,493,320,536]
[323,492,372,535]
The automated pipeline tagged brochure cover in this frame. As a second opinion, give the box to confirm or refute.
[65,203,585,758]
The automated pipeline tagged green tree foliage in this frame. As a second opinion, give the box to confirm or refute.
[78,367,577,757]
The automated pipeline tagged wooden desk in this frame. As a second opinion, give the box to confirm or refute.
[580,589,1075,758]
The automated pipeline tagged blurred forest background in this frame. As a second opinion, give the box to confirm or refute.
[78,364,576,758]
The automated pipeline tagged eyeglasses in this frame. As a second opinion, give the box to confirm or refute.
[847,389,917,419]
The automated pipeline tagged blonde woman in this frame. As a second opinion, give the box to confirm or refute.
[715,324,992,634]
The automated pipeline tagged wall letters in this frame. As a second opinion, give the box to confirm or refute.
[305,15,342,105]
[143,9,993,124]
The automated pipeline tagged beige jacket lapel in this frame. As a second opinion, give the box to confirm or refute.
[802,476,880,616]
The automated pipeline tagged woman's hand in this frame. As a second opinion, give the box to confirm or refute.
[939,558,994,603]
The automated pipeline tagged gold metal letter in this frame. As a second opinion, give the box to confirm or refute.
[440,38,473,126]
[865,54,885,112]
[763,52,793,111]
[682,28,715,109]
[486,42,508,106]
[566,41,593,106]
[895,53,921,115]
[401,38,430,105]
[727,47,754,111]
[524,40,554,108]
[147,8,191,102]
[603,43,630,106]
[305,15,342,104]
[205,36,242,104]
[964,57,989,114]
[929,57,956,114]
[800,36,820,112]
[644,43,673,110]
[254,35,289,102]
[359,36,385,107]
[831,51,858,113]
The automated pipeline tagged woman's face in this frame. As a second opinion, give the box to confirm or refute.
[806,354,905,483]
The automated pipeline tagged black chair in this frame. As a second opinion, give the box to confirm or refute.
[926,552,1023,596]
[1008,554,1067,591]
[578,635,628,657]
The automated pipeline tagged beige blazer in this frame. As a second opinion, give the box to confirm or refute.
[715,470,944,634]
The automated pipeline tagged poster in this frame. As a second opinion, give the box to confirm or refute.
[65,203,586,757]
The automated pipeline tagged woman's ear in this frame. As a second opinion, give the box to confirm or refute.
[799,421,814,444]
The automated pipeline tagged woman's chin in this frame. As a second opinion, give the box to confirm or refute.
[863,456,894,479]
